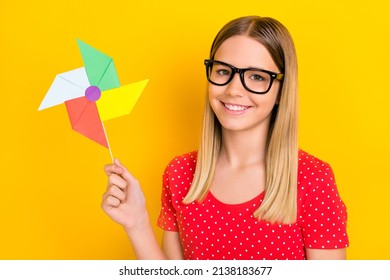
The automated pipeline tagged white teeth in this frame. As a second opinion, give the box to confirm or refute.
[224,103,248,111]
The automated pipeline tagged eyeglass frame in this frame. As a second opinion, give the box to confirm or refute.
[204,59,284,94]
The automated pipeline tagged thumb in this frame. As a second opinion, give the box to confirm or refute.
[114,159,139,185]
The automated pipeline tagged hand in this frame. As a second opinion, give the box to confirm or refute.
[101,159,148,230]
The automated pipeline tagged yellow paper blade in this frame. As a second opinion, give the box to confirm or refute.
[97,79,148,121]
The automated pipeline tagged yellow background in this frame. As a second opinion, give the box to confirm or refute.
[0,0,389,260]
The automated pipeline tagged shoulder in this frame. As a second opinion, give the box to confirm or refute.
[298,149,335,183]
[164,151,198,176]
[297,149,338,201]
[159,151,197,231]
[298,149,331,171]
[297,149,341,205]
[162,151,198,199]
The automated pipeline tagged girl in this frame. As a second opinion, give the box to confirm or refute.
[101,16,349,260]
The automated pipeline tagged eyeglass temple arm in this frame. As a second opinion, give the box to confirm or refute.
[276,73,284,80]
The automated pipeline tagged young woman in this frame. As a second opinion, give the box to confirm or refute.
[101,16,349,260]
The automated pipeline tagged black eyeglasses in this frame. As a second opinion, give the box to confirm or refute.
[204,59,284,94]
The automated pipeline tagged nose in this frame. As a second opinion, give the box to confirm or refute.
[225,73,244,97]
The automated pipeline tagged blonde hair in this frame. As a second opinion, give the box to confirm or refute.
[183,16,298,224]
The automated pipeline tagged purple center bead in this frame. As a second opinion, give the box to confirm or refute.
[85,86,101,102]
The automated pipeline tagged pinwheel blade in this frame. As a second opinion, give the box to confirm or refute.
[77,39,120,91]
[96,79,148,122]
[38,67,89,111]
[65,97,108,148]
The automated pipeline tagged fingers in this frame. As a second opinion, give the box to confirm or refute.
[107,173,127,190]
[104,159,138,186]
[114,159,140,186]
[108,184,126,201]
[103,194,121,208]
[102,158,141,210]
[104,162,123,176]
[102,185,126,208]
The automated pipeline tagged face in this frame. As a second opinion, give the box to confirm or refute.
[208,35,282,134]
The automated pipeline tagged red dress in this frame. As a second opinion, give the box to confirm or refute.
[157,150,349,260]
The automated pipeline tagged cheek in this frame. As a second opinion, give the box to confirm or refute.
[249,89,279,110]
[208,84,222,104]
[265,85,280,105]
[208,89,218,113]
[208,83,221,97]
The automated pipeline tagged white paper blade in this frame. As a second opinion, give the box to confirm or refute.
[38,67,90,111]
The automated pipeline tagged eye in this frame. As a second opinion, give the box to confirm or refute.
[247,71,269,82]
[250,74,264,81]
[216,69,230,76]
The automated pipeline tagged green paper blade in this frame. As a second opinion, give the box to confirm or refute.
[98,60,120,91]
[77,39,120,91]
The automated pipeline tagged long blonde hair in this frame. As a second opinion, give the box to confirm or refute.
[183,16,298,224]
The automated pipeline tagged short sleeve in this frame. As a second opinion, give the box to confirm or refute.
[299,162,349,249]
[157,164,179,231]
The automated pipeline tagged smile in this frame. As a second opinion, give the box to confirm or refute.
[222,102,251,112]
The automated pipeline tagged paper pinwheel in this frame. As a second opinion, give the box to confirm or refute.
[38,39,148,160]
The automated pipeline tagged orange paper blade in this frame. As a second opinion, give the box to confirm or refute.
[65,97,108,148]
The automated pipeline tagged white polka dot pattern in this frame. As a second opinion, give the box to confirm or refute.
[157,150,349,260]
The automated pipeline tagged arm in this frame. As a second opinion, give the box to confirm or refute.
[123,215,166,259]
[101,159,167,259]
[305,248,346,260]
[162,231,184,259]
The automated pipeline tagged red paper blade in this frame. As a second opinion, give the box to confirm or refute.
[65,97,108,148]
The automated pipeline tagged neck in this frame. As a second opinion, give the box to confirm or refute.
[219,125,269,168]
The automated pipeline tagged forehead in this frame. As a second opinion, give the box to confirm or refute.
[213,35,278,71]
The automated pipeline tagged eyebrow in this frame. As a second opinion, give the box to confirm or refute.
[213,60,275,72]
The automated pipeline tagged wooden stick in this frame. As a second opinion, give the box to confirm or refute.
[102,122,114,163]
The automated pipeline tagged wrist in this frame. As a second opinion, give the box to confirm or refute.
[122,211,166,260]
[123,210,150,234]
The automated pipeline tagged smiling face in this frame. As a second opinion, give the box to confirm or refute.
[208,35,282,134]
